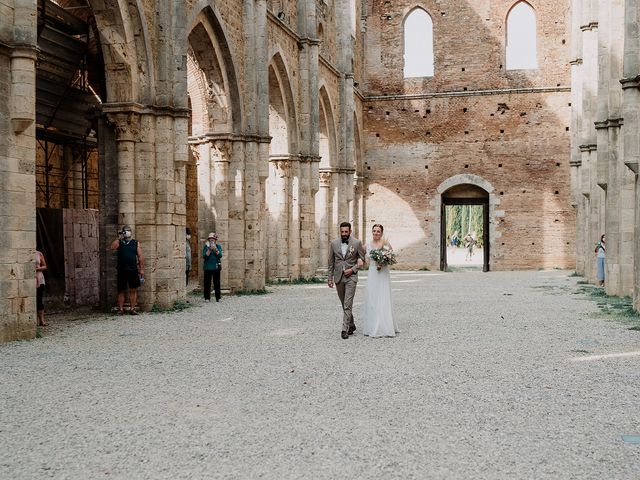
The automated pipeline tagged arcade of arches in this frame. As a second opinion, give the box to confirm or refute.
[2,0,635,342]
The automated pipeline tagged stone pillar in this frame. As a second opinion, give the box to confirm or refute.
[0,11,38,341]
[578,0,600,283]
[227,139,247,291]
[266,156,290,280]
[569,0,584,274]
[106,112,140,228]
[316,170,332,273]
[212,139,231,290]
[300,155,320,277]
[105,109,186,310]
[296,0,320,277]
[621,0,640,308]
[288,156,301,279]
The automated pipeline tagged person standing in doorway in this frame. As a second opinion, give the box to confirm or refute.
[35,249,48,327]
[203,232,223,302]
[110,225,145,315]
[185,227,192,286]
[595,233,606,287]
[464,232,476,261]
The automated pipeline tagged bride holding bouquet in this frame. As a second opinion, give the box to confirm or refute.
[363,224,400,337]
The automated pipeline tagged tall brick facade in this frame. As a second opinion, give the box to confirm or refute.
[361,0,575,270]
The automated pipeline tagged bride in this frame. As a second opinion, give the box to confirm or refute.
[363,224,399,337]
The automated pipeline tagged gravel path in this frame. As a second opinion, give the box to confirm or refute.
[1,270,640,479]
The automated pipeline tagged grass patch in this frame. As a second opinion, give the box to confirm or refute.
[234,288,269,296]
[151,299,192,313]
[571,349,590,354]
[35,327,43,339]
[569,272,581,277]
[418,266,430,271]
[187,289,202,297]
[575,284,640,330]
[267,277,325,286]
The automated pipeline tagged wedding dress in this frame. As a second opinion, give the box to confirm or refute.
[363,243,399,337]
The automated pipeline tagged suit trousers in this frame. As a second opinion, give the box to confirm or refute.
[336,278,357,332]
[204,269,221,301]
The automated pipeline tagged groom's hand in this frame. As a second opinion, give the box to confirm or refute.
[344,268,353,278]
[328,279,334,288]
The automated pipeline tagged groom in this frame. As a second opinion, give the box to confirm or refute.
[328,222,366,339]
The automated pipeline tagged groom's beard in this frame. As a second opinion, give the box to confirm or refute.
[341,235,350,242]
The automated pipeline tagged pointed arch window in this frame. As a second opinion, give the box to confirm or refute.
[403,8,434,78]
[506,1,537,70]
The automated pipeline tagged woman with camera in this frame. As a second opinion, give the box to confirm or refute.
[110,225,145,315]
[202,232,223,303]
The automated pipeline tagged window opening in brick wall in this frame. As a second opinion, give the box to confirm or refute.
[506,1,537,70]
[403,8,434,78]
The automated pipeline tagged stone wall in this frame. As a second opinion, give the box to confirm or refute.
[361,0,575,270]
[63,209,100,306]
[0,0,38,342]
[570,0,640,306]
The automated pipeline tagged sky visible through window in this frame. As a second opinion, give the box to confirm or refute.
[506,2,537,70]
[404,9,434,78]
[404,3,537,78]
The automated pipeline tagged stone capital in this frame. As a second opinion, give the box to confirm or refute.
[212,139,233,163]
[319,170,332,187]
[106,112,141,142]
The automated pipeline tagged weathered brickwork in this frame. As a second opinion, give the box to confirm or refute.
[362,0,575,270]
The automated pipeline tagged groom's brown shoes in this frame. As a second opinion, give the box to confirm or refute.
[341,331,349,339]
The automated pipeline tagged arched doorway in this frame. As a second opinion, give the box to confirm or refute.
[440,184,490,272]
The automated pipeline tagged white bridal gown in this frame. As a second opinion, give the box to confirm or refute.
[363,244,399,337]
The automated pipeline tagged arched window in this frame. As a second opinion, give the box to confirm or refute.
[350,0,357,36]
[506,2,537,70]
[403,9,434,78]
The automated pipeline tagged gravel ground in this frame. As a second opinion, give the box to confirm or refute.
[1,270,640,479]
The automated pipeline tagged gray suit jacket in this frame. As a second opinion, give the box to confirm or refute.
[328,237,366,284]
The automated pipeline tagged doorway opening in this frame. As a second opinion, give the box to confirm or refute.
[440,184,490,272]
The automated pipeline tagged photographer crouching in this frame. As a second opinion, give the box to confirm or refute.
[110,225,145,315]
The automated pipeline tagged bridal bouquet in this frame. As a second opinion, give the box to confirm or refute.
[368,245,397,266]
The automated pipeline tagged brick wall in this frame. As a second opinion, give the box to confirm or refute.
[361,0,575,270]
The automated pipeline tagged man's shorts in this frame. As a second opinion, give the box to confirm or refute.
[117,269,141,291]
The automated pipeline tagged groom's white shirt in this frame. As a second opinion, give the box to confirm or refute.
[340,241,348,257]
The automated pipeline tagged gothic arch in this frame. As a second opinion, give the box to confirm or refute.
[187,6,243,133]
[319,85,337,168]
[268,51,299,155]
[505,1,538,70]
[89,0,154,102]
[403,7,435,78]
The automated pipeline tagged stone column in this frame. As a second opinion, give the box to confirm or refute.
[316,170,332,273]
[300,155,320,277]
[296,0,320,277]
[106,112,140,229]
[0,6,38,341]
[621,0,640,308]
[227,139,247,291]
[579,0,600,283]
[288,156,301,279]
[211,139,231,290]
